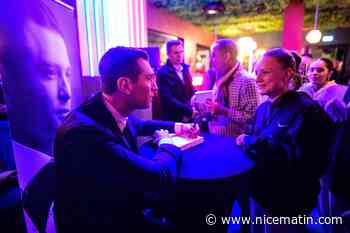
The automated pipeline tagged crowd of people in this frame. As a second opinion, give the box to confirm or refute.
[156,39,350,232]
[0,30,349,232]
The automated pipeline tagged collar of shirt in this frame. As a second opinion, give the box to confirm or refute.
[102,93,128,132]
[173,64,184,82]
[173,64,183,72]
[213,62,240,100]
[215,62,240,88]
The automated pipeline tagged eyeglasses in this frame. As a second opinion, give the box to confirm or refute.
[309,67,326,73]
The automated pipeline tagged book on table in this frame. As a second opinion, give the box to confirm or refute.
[169,134,204,151]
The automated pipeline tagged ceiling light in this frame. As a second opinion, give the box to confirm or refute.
[306,29,322,44]
[207,9,218,15]
[306,0,322,44]
[202,1,225,16]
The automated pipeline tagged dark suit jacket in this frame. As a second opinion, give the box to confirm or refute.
[54,92,182,233]
[157,60,194,122]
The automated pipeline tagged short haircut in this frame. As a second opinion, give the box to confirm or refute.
[211,39,238,59]
[263,48,296,71]
[99,47,149,94]
[166,40,183,54]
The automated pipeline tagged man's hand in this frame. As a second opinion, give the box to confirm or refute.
[236,134,248,146]
[205,99,229,116]
[154,129,173,145]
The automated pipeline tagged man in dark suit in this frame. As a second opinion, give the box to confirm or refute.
[54,47,197,233]
[157,40,195,122]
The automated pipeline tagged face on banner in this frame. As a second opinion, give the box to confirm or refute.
[25,20,72,129]
[0,1,79,232]
[1,7,74,156]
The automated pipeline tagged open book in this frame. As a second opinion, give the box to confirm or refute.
[192,90,214,114]
[170,134,204,151]
[192,90,214,105]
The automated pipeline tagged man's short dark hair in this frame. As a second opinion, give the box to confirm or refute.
[166,40,183,54]
[99,47,149,94]
[264,48,296,71]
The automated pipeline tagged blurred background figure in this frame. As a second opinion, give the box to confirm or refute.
[299,52,313,83]
[289,51,303,91]
[299,58,348,112]
[299,58,337,99]
[157,40,195,122]
[328,85,350,233]
[206,39,259,137]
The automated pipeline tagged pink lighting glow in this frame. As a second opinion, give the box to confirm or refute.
[282,2,304,52]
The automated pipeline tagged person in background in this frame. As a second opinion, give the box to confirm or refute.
[236,48,333,233]
[299,58,349,233]
[299,52,313,83]
[299,58,337,98]
[329,85,350,233]
[288,51,302,91]
[54,47,198,233]
[299,58,348,110]
[157,40,195,122]
[206,39,259,137]
[291,51,302,71]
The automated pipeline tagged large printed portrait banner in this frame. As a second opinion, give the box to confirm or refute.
[0,0,82,232]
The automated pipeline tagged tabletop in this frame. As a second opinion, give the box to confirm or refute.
[140,133,255,180]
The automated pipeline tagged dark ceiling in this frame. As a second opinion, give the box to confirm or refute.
[149,0,350,37]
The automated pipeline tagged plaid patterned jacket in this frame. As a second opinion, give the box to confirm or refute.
[209,65,260,137]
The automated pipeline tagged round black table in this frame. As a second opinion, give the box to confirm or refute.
[141,133,254,179]
[140,133,255,233]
